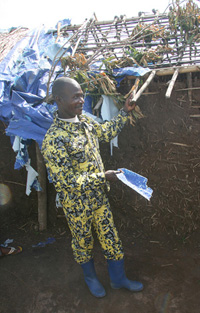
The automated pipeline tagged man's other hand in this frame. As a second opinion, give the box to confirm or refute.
[123,94,136,113]
[105,170,122,182]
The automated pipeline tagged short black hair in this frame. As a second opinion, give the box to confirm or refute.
[52,77,79,97]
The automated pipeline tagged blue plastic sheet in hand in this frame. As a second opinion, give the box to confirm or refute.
[116,168,153,201]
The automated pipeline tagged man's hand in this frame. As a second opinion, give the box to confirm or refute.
[105,170,122,182]
[123,93,136,113]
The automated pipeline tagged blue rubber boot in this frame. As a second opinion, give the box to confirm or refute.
[107,259,143,292]
[81,259,106,298]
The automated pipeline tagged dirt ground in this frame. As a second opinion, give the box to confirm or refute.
[1,76,200,312]
[1,218,200,313]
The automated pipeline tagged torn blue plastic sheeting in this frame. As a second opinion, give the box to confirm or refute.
[13,68,50,96]
[6,117,53,149]
[116,168,153,201]
[12,136,30,169]
[83,94,93,114]
[10,91,54,130]
[6,98,55,149]
[12,137,41,194]
[25,159,41,196]
[5,88,56,149]
[0,22,71,122]
[112,66,151,86]
[32,237,56,248]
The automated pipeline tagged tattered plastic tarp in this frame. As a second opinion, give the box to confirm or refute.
[0,23,71,194]
[113,66,151,86]
[116,168,153,201]
[0,25,69,147]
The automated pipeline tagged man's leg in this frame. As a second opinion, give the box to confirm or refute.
[92,202,124,261]
[93,202,143,292]
[63,203,106,297]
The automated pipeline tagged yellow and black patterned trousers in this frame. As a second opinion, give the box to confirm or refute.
[62,190,124,264]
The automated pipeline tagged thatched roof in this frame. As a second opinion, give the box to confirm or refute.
[55,10,200,70]
[0,27,29,63]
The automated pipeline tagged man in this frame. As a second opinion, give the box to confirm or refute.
[42,77,143,298]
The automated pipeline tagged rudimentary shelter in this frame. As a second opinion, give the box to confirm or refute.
[0,0,200,238]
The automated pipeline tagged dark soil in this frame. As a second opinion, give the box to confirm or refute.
[1,75,200,312]
[1,218,200,313]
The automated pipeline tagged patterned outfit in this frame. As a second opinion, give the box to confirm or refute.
[42,109,129,264]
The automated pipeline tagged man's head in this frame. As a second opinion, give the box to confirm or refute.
[52,77,84,119]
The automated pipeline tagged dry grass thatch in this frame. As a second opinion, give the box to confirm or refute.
[0,27,29,63]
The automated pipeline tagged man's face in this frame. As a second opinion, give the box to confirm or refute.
[57,84,84,119]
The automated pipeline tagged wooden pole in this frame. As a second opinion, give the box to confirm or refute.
[55,22,61,43]
[133,70,156,102]
[36,142,47,231]
[156,65,200,76]
[165,68,179,98]
[187,72,193,105]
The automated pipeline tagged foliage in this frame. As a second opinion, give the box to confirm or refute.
[168,0,200,40]
[125,47,162,67]
[131,22,167,43]
[61,53,89,73]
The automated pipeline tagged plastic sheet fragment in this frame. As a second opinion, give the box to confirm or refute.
[25,159,41,196]
[32,237,56,248]
[101,95,119,155]
[116,168,153,201]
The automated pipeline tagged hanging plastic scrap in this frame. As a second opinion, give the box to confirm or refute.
[101,95,119,156]
[111,66,151,87]
[116,168,153,201]
[0,24,73,148]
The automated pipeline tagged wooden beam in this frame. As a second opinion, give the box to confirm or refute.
[165,68,179,98]
[190,115,200,118]
[61,14,168,30]
[156,65,200,76]
[36,143,47,231]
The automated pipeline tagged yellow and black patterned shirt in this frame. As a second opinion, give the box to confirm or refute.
[41,109,129,205]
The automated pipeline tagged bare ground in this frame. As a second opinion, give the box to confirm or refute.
[0,217,200,313]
